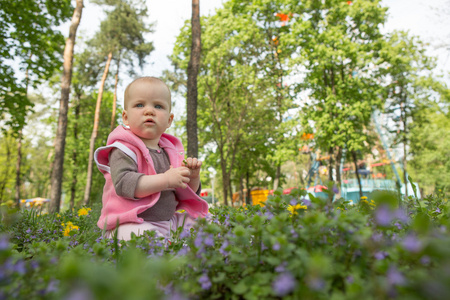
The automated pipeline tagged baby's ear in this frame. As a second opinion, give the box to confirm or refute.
[122,110,129,126]
[167,113,174,127]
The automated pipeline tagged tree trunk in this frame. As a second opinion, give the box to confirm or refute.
[335,147,342,186]
[273,164,281,190]
[14,130,22,207]
[69,96,81,209]
[352,150,363,199]
[221,162,228,206]
[50,0,83,213]
[110,57,120,132]
[239,174,244,206]
[186,0,201,158]
[228,179,234,207]
[83,51,113,205]
[0,140,12,203]
[69,156,78,209]
[246,169,251,205]
[328,147,334,181]
[15,53,32,207]
[400,100,408,198]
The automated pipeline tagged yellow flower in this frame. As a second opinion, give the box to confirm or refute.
[287,204,307,215]
[360,196,368,200]
[63,221,79,237]
[77,207,91,217]
[362,200,369,204]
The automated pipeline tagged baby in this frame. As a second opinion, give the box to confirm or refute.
[94,76,209,240]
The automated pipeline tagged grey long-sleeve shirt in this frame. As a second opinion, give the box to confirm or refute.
[109,147,178,222]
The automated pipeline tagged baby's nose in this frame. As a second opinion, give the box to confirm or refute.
[144,106,155,115]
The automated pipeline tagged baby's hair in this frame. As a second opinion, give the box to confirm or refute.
[123,76,172,110]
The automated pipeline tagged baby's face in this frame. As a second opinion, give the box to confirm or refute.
[122,80,173,148]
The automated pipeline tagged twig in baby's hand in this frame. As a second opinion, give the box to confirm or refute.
[183,159,187,165]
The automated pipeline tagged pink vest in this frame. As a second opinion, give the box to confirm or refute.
[94,125,209,231]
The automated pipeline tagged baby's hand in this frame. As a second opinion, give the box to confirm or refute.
[182,157,202,180]
[164,166,190,189]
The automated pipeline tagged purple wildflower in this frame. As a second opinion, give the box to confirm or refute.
[401,234,422,253]
[179,230,190,239]
[374,251,388,260]
[224,215,230,226]
[346,276,354,284]
[371,232,384,243]
[435,207,441,214]
[65,288,94,300]
[290,229,298,239]
[194,235,203,248]
[275,262,287,273]
[375,206,393,226]
[394,222,402,230]
[272,243,281,251]
[0,235,9,250]
[46,279,59,293]
[165,291,188,300]
[178,246,189,256]
[219,241,229,256]
[307,277,325,291]
[204,235,214,247]
[14,260,26,275]
[393,208,409,223]
[261,242,268,251]
[302,198,311,207]
[30,260,39,270]
[264,211,274,220]
[332,185,339,194]
[272,272,296,296]
[387,266,406,286]
[26,228,32,234]
[198,273,212,290]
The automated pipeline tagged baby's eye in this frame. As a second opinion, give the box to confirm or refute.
[155,104,163,109]
[136,103,144,108]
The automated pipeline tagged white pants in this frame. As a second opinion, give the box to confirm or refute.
[105,212,196,241]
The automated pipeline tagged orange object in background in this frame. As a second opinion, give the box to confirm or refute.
[301,133,314,140]
[251,190,269,206]
[272,36,279,45]
[276,13,290,22]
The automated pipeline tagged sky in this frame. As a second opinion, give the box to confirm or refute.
[70,0,450,110]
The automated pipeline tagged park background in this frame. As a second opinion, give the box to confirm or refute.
[2,1,450,299]
[0,0,449,210]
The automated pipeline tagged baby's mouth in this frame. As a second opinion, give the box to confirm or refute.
[144,118,155,125]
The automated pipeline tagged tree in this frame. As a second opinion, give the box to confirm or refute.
[83,0,154,205]
[379,31,441,198]
[0,133,16,203]
[0,0,72,133]
[171,4,281,204]
[287,0,388,197]
[409,107,450,195]
[50,0,84,212]
[186,0,201,158]
[67,49,103,209]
